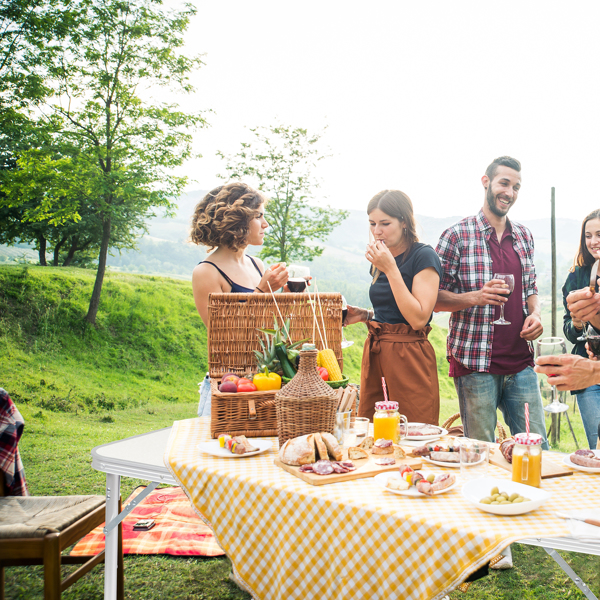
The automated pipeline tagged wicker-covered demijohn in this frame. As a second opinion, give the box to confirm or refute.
[275,349,338,446]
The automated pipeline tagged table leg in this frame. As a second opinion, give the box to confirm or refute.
[542,547,598,600]
[104,473,121,600]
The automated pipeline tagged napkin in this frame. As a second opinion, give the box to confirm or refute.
[563,510,600,543]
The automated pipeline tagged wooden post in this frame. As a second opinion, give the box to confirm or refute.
[550,187,558,446]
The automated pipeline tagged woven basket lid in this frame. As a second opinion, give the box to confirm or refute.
[276,349,337,400]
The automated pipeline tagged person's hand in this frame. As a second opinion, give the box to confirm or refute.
[282,276,312,293]
[520,313,543,341]
[584,341,599,361]
[566,288,600,322]
[365,241,397,274]
[344,304,369,325]
[534,354,600,390]
[259,262,288,292]
[472,279,511,307]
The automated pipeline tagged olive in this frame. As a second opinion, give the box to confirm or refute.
[500,500,511,505]
[499,492,509,499]
[491,494,500,501]
[513,497,524,503]
[491,501,500,505]
[522,497,531,502]
[491,486,499,496]
[509,493,519,502]
[480,498,492,504]
[427,474,435,483]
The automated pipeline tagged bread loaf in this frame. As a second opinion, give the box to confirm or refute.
[348,446,369,460]
[279,434,316,466]
[314,432,329,460]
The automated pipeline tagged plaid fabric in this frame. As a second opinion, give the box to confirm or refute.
[436,210,538,372]
[0,388,28,496]
[70,485,224,557]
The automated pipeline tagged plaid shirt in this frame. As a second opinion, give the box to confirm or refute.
[0,388,28,496]
[436,210,538,372]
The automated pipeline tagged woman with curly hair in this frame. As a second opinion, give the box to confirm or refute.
[191,182,288,326]
[562,208,600,448]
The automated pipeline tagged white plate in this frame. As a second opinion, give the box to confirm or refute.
[423,456,461,468]
[563,450,600,473]
[462,477,551,516]
[400,423,448,441]
[197,439,272,458]
[374,472,457,497]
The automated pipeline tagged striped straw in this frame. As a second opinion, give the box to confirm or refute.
[381,377,389,402]
[525,402,530,435]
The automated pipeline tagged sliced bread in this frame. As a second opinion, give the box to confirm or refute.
[358,436,374,450]
[320,432,343,461]
[313,432,329,460]
[347,446,369,460]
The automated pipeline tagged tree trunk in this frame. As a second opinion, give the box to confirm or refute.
[38,236,47,266]
[85,217,111,325]
[62,236,79,267]
[53,235,68,266]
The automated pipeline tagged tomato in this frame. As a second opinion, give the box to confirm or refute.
[317,367,329,381]
[237,382,257,393]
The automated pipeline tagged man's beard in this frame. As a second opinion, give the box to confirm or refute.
[486,186,512,217]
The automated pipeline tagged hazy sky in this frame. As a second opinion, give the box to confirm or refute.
[173,1,600,222]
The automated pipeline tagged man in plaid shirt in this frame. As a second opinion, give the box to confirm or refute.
[435,156,549,451]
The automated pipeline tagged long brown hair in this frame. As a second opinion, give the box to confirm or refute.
[572,209,600,271]
[367,190,419,283]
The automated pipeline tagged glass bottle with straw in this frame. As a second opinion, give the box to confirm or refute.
[511,402,543,488]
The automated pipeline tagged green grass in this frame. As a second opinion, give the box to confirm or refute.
[2,264,598,599]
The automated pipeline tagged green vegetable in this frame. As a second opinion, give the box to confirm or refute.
[275,342,297,379]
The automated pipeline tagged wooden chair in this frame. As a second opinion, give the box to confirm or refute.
[0,468,124,600]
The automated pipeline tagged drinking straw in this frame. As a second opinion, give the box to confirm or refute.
[381,377,389,402]
[267,282,293,344]
[525,402,530,435]
[314,281,329,348]
[308,287,326,348]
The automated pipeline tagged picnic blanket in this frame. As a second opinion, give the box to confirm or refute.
[70,485,224,557]
[165,417,600,600]
[0,388,28,496]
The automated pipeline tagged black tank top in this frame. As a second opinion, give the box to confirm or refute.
[199,255,263,293]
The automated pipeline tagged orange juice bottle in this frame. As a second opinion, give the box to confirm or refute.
[511,433,543,488]
[373,401,401,443]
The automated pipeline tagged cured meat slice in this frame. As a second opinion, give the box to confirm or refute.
[331,462,349,474]
[298,464,314,472]
[429,451,459,463]
[570,450,600,468]
[313,460,335,475]
[374,457,396,466]
[500,438,515,463]
[374,438,393,448]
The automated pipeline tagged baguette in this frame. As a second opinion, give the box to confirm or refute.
[320,432,343,461]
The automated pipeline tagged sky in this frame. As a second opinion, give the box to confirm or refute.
[171,1,600,222]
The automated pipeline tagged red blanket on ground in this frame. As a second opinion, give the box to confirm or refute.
[71,486,224,557]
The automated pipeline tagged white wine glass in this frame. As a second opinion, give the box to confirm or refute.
[341,295,354,349]
[535,337,569,413]
[492,273,514,325]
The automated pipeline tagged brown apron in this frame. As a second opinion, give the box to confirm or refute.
[358,321,440,425]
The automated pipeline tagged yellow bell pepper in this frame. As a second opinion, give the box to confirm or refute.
[253,367,282,391]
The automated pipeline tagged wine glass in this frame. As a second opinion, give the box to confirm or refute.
[535,337,569,413]
[287,265,310,293]
[492,273,515,325]
[341,295,354,349]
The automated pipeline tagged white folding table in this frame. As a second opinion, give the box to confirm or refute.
[91,427,600,600]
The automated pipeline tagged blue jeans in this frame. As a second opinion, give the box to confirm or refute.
[576,385,600,449]
[454,367,550,450]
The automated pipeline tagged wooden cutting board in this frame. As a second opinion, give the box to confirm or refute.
[489,447,573,479]
[274,449,422,486]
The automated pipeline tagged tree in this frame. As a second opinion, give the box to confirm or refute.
[218,125,348,264]
[1,0,207,324]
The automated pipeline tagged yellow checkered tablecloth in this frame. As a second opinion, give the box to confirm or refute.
[165,418,600,600]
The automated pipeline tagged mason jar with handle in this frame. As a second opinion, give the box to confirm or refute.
[373,401,407,444]
[511,433,543,488]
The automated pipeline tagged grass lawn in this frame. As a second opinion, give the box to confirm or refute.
[5,397,599,600]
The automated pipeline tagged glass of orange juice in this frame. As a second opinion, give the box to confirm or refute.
[373,401,407,443]
[511,433,543,488]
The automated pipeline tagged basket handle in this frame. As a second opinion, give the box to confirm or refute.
[248,399,257,420]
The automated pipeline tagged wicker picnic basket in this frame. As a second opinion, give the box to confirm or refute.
[208,292,343,439]
[275,349,338,446]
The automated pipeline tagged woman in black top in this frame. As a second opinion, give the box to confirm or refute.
[345,190,442,424]
[190,183,288,326]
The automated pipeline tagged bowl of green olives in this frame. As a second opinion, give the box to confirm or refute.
[461,478,552,515]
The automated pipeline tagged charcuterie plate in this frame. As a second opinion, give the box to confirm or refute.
[197,439,272,458]
[400,423,448,441]
[375,472,457,497]
[563,450,600,473]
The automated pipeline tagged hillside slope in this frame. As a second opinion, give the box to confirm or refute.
[0,265,456,414]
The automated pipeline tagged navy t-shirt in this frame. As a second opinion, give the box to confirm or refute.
[369,243,442,325]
